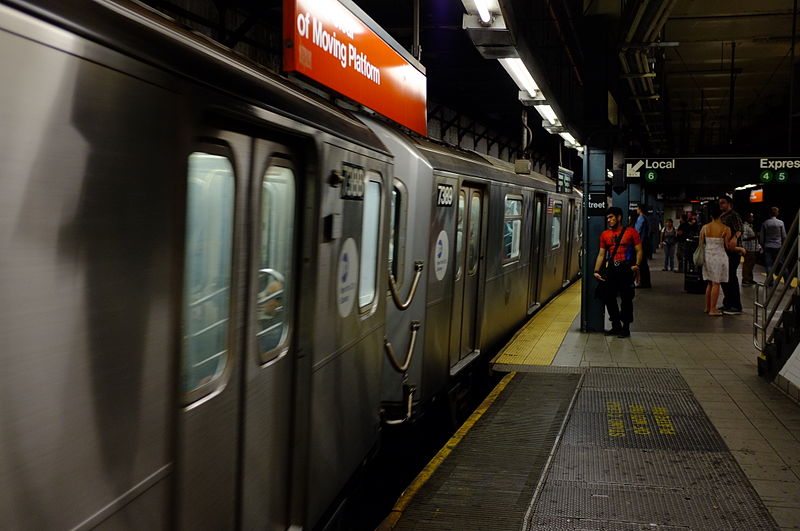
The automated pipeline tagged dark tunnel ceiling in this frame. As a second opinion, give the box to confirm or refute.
[356,0,798,158]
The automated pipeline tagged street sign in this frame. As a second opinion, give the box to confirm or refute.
[644,169,658,182]
[588,193,607,216]
[759,170,774,183]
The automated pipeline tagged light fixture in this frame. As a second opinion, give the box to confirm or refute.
[473,0,492,23]
[734,183,758,191]
[559,131,578,145]
[607,170,614,178]
[535,104,559,126]
[498,58,539,97]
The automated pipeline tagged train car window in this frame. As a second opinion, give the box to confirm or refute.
[256,164,295,362]
[551,200,563,249]
[468,192,481,274]
[182,152,235,396]
[360,176,382,309]
[456,191,466,280]
[389,187,400,279]
[503,195,523,262]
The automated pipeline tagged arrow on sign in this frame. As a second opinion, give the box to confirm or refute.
[626,160,644,177]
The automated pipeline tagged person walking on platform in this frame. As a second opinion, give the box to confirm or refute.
[718,196,743,315]
[634,205,652,288]
[660,218,677,271]
[701,203,735,316]
[741,213,760,285]
[760,206,787,276]
[593,207,643,338]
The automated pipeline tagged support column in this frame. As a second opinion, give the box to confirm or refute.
[581,147,608,332]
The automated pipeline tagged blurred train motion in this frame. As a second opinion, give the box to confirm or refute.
[0,1,581,529]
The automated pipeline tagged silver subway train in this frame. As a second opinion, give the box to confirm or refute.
[0,1,582,529]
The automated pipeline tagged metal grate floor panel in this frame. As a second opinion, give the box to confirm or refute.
[394,367,777,530]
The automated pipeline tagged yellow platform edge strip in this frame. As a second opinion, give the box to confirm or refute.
[377,372,517,530]
[493,280,582,366]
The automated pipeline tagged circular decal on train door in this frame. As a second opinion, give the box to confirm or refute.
[434,230,449,281]
[337,237,359,317]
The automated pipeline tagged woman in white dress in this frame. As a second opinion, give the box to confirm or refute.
[701,204,736,316]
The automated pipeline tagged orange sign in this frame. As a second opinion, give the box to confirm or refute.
[283,0,427,135]
[750,188,764,203]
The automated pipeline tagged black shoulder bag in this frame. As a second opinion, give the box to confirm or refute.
[595,228,627,300]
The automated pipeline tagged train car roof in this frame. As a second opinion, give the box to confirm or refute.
[7,0,389,155]
[362,115,558,192]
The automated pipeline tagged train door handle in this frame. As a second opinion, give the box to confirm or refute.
[383,320,421,373]
[388,261,423,310]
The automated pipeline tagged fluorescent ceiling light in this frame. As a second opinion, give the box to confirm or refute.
[734,183,758,190]
[559,131,578,145]
[498,58,539,97]
[535,104,559,126]
[474,0,492,23]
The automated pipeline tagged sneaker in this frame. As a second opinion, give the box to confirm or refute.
[723,309,743,315]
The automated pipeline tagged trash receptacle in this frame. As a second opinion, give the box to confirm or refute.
[683,235,705,294]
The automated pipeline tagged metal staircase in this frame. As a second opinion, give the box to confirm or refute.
[754,210,800,379]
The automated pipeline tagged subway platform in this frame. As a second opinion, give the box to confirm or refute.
[381,266,800,530]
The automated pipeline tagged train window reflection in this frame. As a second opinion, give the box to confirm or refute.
[389,188,400,279]
[257,164,295,361]
[456,191,466,280]
[468,192,481,274]
[503,195,523,262]
[551,200,563,249]
[360,176,382,308]
[182,152,235,396]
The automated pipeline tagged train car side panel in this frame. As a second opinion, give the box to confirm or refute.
[0,11,178,527]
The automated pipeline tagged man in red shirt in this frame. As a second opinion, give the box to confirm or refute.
[593,207,643,337]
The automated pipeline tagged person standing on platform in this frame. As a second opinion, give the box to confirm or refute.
[718,195,743,315]
[593,207,643,338]
[741,213,760,285]
[760,206,787,275]
[660,218,677,271]
[647,210,660,260]
[701,203,734,316]
[676,214,690,272]
[634,205,652,288]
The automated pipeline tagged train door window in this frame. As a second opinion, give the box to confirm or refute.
[388,187,400,280]
[359,175,382,309]
[503,195,523,262]
[467,191,481,274]
[182,151,235,397]
[456,190,466,280]
[256,163,295,361]
[551,200,563,249]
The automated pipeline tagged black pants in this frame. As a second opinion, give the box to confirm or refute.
[721,252,742,311]
[601,265,636,325]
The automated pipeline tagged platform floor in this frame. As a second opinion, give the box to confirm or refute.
[384,265,800,530]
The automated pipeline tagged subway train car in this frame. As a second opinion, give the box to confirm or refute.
[362,117,581,417]
[0,1,580,529]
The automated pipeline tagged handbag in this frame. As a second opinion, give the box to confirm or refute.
[692,229,705,267]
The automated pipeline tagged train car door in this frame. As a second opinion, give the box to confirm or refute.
[562,199,575,285]
[528,193,546,310]
[240,139,297,530]
[177,132,296,531]
[449,184,483,368]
